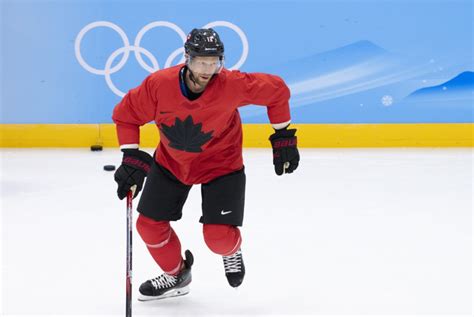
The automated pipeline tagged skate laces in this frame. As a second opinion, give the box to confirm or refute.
[150,273,177,289]
[223,249,242,273]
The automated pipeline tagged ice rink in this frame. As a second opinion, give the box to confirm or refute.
[1,148,472,316]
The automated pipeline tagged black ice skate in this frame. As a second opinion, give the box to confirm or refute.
[138,249,194,301]
[222,248,245,288]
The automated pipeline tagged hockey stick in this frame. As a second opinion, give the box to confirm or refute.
[126,185,136,317]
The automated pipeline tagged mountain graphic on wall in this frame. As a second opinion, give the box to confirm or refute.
[407,71,474,98]
[264,40,393,84]
[290,39,389,70]
[240,40,472,123]
[240,39,423,123]
[241,40,403,116]
[390,70,474,122]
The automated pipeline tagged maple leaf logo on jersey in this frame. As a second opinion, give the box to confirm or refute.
[160,115,214,153]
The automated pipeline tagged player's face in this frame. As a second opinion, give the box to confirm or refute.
[188,56,222,85]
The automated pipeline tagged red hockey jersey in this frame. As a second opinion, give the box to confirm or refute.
[112,64,291,185]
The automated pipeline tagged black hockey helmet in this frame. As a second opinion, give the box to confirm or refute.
[184,28,224,57]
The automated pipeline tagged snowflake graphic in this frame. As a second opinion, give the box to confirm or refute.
[381,95,393,106]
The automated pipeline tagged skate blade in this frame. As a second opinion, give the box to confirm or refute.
[137,285,190,302]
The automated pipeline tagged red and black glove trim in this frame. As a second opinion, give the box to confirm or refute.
[269,127,300,175]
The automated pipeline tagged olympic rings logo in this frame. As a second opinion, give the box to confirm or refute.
[74,21,249,97]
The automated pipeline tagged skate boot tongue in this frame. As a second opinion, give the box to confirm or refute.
[223,249,245,288]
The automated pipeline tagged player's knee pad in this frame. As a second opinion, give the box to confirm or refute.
[203,224,242,256]
[136,214,172,248]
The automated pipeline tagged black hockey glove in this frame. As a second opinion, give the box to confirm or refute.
[114,149,153,200]
[269,127,299,175]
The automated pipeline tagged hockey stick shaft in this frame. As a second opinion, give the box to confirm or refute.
[126,185,136,317]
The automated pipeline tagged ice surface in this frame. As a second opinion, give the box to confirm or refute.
[1,148,472,316]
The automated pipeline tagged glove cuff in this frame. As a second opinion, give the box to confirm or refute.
[269,128,297,141]
[122,149,153,173]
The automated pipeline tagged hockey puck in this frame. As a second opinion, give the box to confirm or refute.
[103,165,116,171]
[90,145,103,151]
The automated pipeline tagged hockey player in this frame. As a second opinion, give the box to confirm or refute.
[113,28,299,301]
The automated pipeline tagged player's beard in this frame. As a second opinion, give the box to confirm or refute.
[188,70,212,92]
[195,74,211,87]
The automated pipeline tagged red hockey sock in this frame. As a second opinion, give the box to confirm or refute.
[203,224,242,256]
[136,214,183,275]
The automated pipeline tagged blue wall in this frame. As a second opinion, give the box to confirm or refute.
[1,0,473,124]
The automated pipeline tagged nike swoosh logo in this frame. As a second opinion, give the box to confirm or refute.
[221,210,233,215]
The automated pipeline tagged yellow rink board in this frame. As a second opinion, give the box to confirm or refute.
[0,123,472,147]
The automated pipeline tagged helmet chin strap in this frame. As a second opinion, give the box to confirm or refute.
[217,56,225,73]
[185,56,199,86]
[188,67,199,86]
